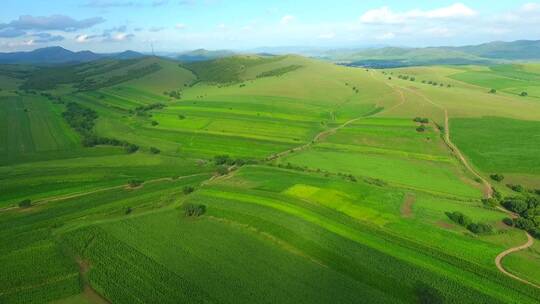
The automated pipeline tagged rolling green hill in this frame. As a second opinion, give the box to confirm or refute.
[1,54,540,303]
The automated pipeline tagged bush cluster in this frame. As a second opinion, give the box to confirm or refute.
[445,211,493,234]
[183,203,206,217]
[489,174,504,182]
[398,75,415,82]
[128,180,144,188]
[164,90,182,99]
[413,117,429,132]
[133,103,165,116]
[63,102,139,153]
[498,192,540,238]
[421,80,450,87]
[18,199,32,208]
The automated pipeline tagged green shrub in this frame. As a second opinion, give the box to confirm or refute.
[183,203,206,217]
[18,199,32,208]
[128,180,144,188]
[481,198,497,208]
[506,184,524,193]
[216,166,229,176]
[489,174,504,182]
[466,222,493,234]
[502,217,513,226]
[125,144,140,154]
[214,154,231,165]
[149,147,161,154]
[183,186,195,195]
[445,211,472,226]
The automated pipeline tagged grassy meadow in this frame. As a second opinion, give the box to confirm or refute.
[1,55,539,303]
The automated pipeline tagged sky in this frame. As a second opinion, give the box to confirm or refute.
[0,1,539,53]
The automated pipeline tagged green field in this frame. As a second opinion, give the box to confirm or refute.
[1,55,539,303]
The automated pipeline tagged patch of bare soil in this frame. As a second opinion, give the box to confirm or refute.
[435,220,455,229]
[76,258,111,304]
[400,193,416,218]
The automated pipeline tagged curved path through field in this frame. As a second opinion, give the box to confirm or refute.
[266,116,366,161]
[394,84,539,288]
[401,87,493,199]
[494,232,539,288]
[367,71,540,287]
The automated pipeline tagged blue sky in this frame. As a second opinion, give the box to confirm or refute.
[1,1,539,52]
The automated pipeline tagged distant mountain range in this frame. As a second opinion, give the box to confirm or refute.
[323,40,540,68]
[0,46,146,65]
[1,40,540,66]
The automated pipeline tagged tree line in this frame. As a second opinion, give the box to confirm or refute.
[63,102,139,153]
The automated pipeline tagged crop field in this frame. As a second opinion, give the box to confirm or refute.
[1,54,540,303]
[449,64,540,98]
[0,95,80,164]
[279,117,481,198]
[451,116,540,186]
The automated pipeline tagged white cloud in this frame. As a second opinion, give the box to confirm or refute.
[75,34,90,42]
[113,32,130,41]
[521,2,540,12]
[360,3,477,24]
[280,15,295,25]
[175,23,186,30]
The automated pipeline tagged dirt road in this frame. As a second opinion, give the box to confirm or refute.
[494,232,539,288]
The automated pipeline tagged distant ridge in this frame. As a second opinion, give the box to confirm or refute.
[324,40,540,68]
[0,46,146,65]
[1,40,540,66]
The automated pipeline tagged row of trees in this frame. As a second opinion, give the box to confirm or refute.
[445,211,493,234]
[489,88,528,97]
[398,75,416,82]
[63,102,140,153]
[132,103,166,116]
[421,80,451,88]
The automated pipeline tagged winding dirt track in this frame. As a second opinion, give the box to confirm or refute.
[266,116,366,161]
[374,73,539,287]
[495,232,539,288]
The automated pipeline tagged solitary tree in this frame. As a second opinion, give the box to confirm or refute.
[520,91,528,97]
[19,199,32,208]
[489,88,496,94]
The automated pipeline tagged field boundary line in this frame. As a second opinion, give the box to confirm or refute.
[400,86,493,199]
[0,173,209,212]
[265,115,367,161]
